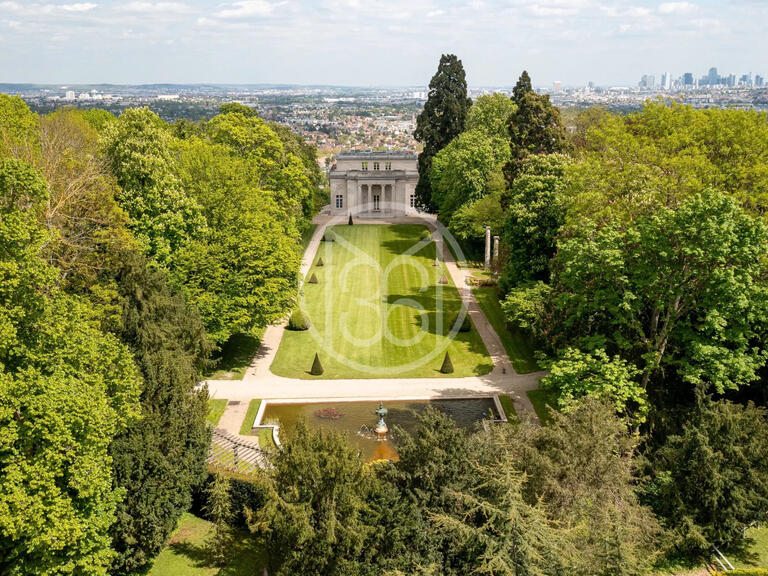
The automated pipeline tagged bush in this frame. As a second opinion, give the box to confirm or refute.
[287,310,310,331]
[451,312,471,332]
[193,471,265,529]
[419,229,431,241]
[714,571,768,576]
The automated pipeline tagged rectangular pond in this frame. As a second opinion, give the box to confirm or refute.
[257,397,502,461]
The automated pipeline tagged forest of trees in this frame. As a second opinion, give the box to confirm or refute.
[3,51,768,576]
[0,96,324,574]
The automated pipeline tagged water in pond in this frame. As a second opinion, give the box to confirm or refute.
[259,398,499,461]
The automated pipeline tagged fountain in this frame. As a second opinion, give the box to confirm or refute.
[374,401,389,441]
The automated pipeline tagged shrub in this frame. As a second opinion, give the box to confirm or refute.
[308,273,318,284]
[419,229,431,241]
[440,351,454,374]
[287,310,310,331]
[451,313,471,332]
[310,353,324,376]
[714,571,768,576]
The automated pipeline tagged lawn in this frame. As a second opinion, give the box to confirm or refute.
[527,388,558,424]
[238,399,277,450]
[147,513,266,576]
[205,333,262,381]
[498,395,519,422]
[206,399,228,427]
[473,286,539,374]
[301,223,318,251]
[271,224,493,379]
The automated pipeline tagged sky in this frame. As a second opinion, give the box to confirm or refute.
[0,0,765,87]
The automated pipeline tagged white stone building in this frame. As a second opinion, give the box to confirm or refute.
[329,151,419,217]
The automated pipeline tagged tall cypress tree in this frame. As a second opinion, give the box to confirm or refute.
[109,252,213,574]
[414,54,472,212]
[506,70,568,183]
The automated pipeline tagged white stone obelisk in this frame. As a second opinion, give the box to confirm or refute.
[493,235,500,267]
[484,226,491,270]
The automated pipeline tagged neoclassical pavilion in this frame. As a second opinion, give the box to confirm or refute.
[329,151,419,217]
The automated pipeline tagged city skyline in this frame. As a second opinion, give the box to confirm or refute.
[0,1,766,86]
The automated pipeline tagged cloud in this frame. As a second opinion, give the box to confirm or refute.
[119,2,193,13]
[658,2,697,15]
[214,0,276,19]
[0,2,97,14]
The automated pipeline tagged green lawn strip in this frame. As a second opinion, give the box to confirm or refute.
[206,332,263,381]
[732,526,768,569]
[206,399,228,426]
[257,428,277,451]
[472,286,539,373]
[148,512,266,576]
[301,223,318,251]
[498,395,519,423]
[238,399,262,435]
[272,224,492,379]
[526,389,558,424]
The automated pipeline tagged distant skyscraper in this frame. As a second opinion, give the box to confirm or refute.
[553,80,562,93]
[660,72,672,90]
[727,74,736,87]
[683,72,694,87]
[64,90,75,100]
[639,74,655,90]
[707,67,719,85]
[756,75,765,87]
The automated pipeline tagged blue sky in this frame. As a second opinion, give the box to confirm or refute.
[0,0,765,86]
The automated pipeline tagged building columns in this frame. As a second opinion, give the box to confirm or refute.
[484,226,492,270]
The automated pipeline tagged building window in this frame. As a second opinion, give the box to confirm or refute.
[335,194,343,209]
[385,162,392,170]
[373,162,380,170]
[361,162,368,171]
[409,194,416,208]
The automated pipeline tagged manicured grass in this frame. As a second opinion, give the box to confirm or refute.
[498,395,519,422]
[206,399,227,427]
[147,513,266,576]
[527,388,558,424]
[473,286,539,374]
[272,224,493,379]
[238,399,262,435]
[256,428,277,451]
[301,223,318,251]
[206,332,262,381]
[733,526,768,569]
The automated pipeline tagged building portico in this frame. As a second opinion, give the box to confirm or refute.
[329,151,419,217]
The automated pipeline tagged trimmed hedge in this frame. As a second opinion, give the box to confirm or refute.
[287,310,310,331]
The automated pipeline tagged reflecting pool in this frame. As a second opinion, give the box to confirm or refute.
[257,398,500,461]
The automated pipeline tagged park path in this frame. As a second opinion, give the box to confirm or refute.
[209,213,543,438]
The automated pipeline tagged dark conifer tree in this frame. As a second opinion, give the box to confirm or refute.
[310,352,324,375]
[414,54,472,212]
[109,252,212,574]
[440,351,454,374]
[506,71,568,183]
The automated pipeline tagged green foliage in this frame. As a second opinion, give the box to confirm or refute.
[414,54,472,212]
[513,398,662,575]
[287,310,310,331]
[501,281,551,344]
[205,473,233,566]
[108,251,211,574]
[549,191,768,400]
[645,399,768,556]
[219,102,256,117]
[419,228,431,241]
[507,72,569,181]
[0,94,38,158]
[466,92,517,140]
[79,108,115,132]
[0,159,141,576]
[448,188,505,245]
[567,101,768,222]
[430,129,510,223]
[451,312,471,332]
[171,137,300,343]
[500,153,570,291]
[542,348,648,424]
[102,107,206,266]
[249,421,370,576]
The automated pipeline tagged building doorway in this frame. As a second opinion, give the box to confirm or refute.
[373,194,380,211]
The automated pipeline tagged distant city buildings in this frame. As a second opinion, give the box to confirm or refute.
[641,66,766,90]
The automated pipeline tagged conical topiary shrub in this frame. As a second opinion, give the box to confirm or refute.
[452,313,471,332]
[348,213,353,225]
[316,257,324,267]
[439,273,448,284]
[308,273,318,284]
[323,232,334,242]
[440,351,454,374]
[310,353,324,376]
